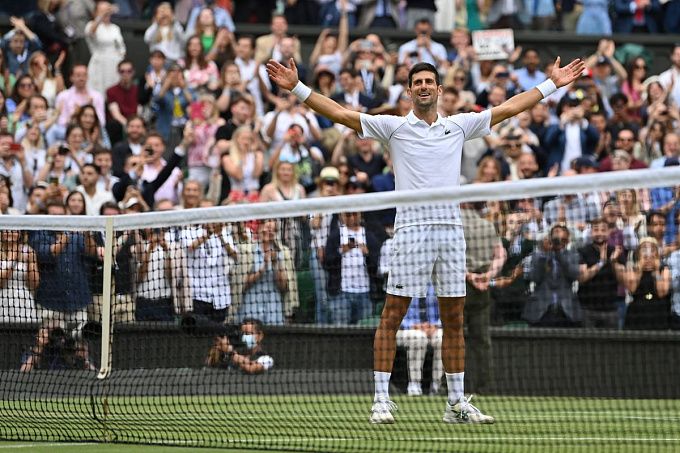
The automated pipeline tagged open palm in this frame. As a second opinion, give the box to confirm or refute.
[266,58,299,91]
[549,57,586,88]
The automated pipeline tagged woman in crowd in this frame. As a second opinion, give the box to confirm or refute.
[239,219,296,326]
[185,94,224,194]
[20,121,47,180]
[216,63,249,120]
[182,35,220,92]
[7,75,36,130]
[0,89,8,132]
[144,2,185,63]
[26,51,65,108]
[222,125,263,197]
[616,189,648,239]
[309,17,349,78]
[187,7,218,52]
[74,104,111,153]
[0,51,15,96]
[37,138,78,191]
[621,57,648,121]
[616,238,671,329]
[65,190,87,216]
[0,230,39,323]
[475,155,503,183]
[84,0,126,94]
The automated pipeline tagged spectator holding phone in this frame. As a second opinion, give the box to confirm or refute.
[0,131,32,212]
[185,94,225,191]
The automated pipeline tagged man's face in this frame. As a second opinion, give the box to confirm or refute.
[551,229,569,251]
[0,136,11,158]
[47,205,66,216]
[30,187,45,205]
[590,114,606,132]
[80,166,99,187]
[440,92,458,115]
[182,182,202,206]
[94,153,112,173]
[664,133,679,157]
[271,16,287,36]
[603,203,621,225]
[450,29,469,48]
[144,136,165,161]
[231,100,252,123]
[29,97,47,117]
[9,33,25,55]
[523,51,540,71]
[342,212,361,228]
[407,70,440,109]
[593,63,611,79]
[241,322,262,345]
[150,54,165,71]
[414,22,431,38]
[236,37,253,59]
[279,37,295,59]
[503,139,523,159]
[591,222,609,244]
[616,131,635,153]
[487,86,506,107]
[505,213,524,237]
[71,66,88,89]
[518,153,538,178]
[127,119,146,142]
[339,72,354,92]
[648,216,666,240]
[118,63,134,84]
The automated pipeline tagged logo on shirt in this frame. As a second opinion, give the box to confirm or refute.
[444,130,451,135]
[396,284,404,289]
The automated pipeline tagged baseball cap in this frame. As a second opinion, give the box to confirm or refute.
[123,197,142,209]
[574,155,599,169]
[595,56,610,66]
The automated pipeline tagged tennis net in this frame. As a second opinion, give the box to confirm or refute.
[1,168,680,452]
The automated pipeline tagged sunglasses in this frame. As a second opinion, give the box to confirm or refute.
[18,83,33,88]
[119,68,134,74]
[634,65,647,69]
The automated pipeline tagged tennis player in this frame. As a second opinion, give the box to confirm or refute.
[267,56,584,424]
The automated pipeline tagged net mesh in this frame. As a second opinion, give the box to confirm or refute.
[1,168,680,452]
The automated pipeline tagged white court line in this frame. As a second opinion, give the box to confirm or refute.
[0,443,97,449]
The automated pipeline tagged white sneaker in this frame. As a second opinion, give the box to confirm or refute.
[369,400,398,424]
[430,381,440,396]
[443,395,495,424]
[407,382,422,396]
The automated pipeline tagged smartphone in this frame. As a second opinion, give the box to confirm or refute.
[58,146,70,155]
[48,176,59,185]
[189,102,205,122]
[348,237,356,248]
[145,147,154,156]
[9,143,21,153]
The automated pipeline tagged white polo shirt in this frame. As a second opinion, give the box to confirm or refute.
[359,109,491,229]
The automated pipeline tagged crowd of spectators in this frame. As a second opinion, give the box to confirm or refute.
[0,0,679,369]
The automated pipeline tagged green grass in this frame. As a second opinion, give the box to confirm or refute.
[2,395,680,452]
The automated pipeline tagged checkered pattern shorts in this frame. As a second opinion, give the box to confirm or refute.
[386,225,466,298]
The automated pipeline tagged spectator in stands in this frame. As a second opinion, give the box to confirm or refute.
[491,209,534,325]
[22,199,98,372]
[645,210,676,258]
[613,0,661,33]
[268,123,324,195]
[325,211,381,325]
[239,219,297,325]
[525,224,582,327]
[181,35,220,92]
[599,129,648,171]
[357,0,400,28]
[616,237,671,329]
[0,229,39,323]
[650,132,680,169]
[462,203,505,393]
[111,117,146,179]
[398,18,447,68]
[621,57,648,121]
[544,95,599,174]
[659,44,680,107]
[14,95,54,145]
[263,93,322,155]
[26,51,64,109]
[578,218,624,328]
[310,167,340,324]
[84,1,126,95]
[1,16,42,76]
[233,36,268,118]
[26,0,69,61]
[180,221,236,324]
[75,104,112,153]
[0,131,32,213]
[616,188,648,239]
[185,94,224,192]
[206,318,274,373]
[134,131,185,207]
[18,121,47,181]
[51,65,105,145]
[153,64,193,147]
[65,190,86,216]
[7,75,37,131]
[134,227,177,321]
[576,0,613,35]
[185,4,235,50]
[92,149,117,192]
[221,125,264,197]
[513,49,546,93]
[75,163,114,216]
[486,0,524,29]
[309,21,349,78]
[255,14,301,64]
[397,285,443,396]
[144,2,185,63]
[106,60,139,146]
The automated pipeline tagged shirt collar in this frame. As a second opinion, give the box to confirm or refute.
[406,111,445,127]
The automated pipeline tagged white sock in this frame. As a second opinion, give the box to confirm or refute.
[446,372,464,404]
[374,371,391,402]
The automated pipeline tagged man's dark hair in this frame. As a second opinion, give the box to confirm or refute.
[99,201,120,215]
[415,18,431,27]
[45,198,65,211]
[127,115,146,128]
[646,210,666,225]
[145,131,165,144]
[70,63,88,76]
[523,48,539,58]
[81,163,100,175]
[550,224,570,238]
[609,92,628,107]
[93,147,112,157]
[242,318,264,334]
[339,68,357,78]
[117,59,134,70]
[589,217,608,228]
[443,86,459,96]
[0,130,13,140]
[408,62,440,87]
[616,128,637,141]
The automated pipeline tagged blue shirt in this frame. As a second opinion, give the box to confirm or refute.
[650,187,678,244]
[512,67,546,92]
[29,231,93,311]
[400,285,441,329]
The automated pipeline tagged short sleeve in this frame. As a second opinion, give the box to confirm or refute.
[448,109,492,141]
[358,113,404,144]
[256,355,274,371]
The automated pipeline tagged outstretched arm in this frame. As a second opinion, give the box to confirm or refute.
[266,58,362,133]
[491,57,585,127]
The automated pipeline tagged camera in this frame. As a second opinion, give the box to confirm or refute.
[145,147,154,156]
[58,146,70,155]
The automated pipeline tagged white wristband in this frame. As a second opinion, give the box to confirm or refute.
[291,81,312,102]
[536,79,557,98]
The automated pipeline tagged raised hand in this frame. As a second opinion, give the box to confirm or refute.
[266,58,299,92]
[549,57,585,89]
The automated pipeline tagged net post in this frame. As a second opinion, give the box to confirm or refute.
[97,216,115,380]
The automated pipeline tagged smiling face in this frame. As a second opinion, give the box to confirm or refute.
[407,70,441,111]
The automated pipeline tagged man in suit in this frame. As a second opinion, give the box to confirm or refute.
[255,13,301,64]
[358,0,400,28]
[332,69,380,112]
[613,0,661,33]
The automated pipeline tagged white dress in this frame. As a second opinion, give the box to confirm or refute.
[85,21,126,94]
[0,247,37,323]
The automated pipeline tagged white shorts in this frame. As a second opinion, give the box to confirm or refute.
[386,225,466,298]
